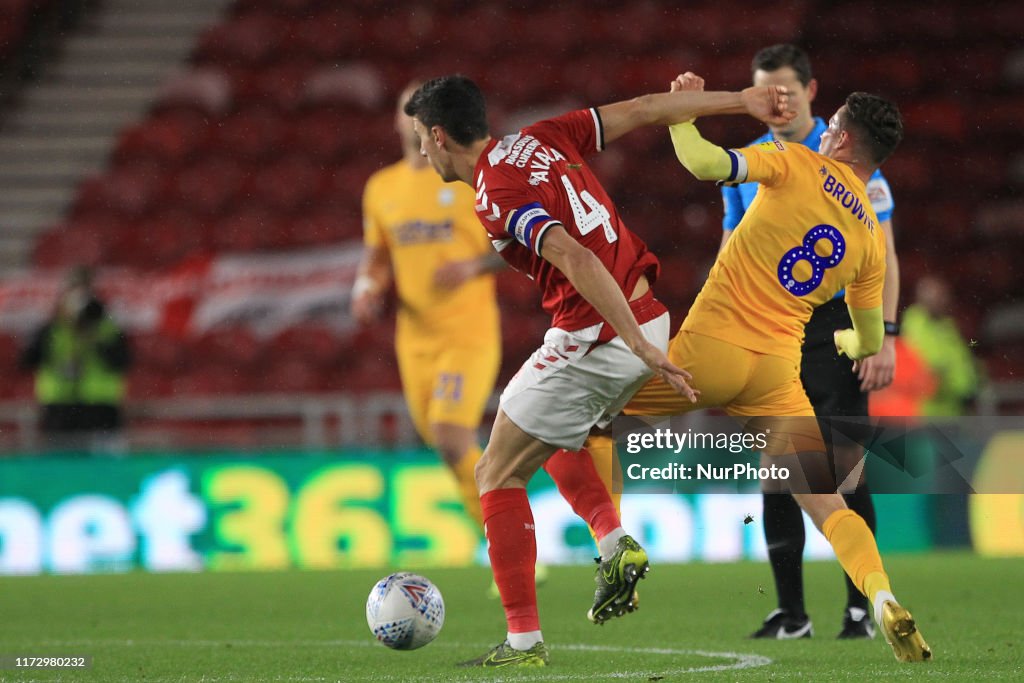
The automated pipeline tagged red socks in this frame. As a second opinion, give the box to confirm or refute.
[480,487,539,634]
[544,448,622,539]
[481,450,623,635]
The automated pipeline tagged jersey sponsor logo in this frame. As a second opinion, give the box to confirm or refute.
[504,135,542,168]
[498,134,568,182]
[866,179,894,214]
[756,140,786,152]
[392,220,454,245]
[437,187,455,207]
[822,173,875,234]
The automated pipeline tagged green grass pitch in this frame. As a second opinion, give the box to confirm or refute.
[1,552,1021,682]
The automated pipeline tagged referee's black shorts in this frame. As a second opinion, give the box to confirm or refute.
[800,298,868,418]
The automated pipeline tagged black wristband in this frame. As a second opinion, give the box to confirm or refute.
[884,321,900,336]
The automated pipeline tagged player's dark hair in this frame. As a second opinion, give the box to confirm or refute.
[403,75,489,146]
[751,44,813,86]
[842,92,904,165]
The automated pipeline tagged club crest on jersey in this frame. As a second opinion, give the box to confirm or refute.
[437,187,455,207]
[868,185,888,204]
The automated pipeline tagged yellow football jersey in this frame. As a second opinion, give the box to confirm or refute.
[681,141,886,364]
[362,160,499,349]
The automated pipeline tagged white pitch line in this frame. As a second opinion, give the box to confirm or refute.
[24,637,773,681]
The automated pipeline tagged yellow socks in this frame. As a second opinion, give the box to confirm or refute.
[581,434,621,549]
[822,508,890,601]
[453,445,485,529]
[585,434,622,516]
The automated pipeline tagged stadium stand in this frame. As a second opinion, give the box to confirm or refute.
[0,0,1021,447]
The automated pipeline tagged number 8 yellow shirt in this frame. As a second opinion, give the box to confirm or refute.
[681,141,886,365]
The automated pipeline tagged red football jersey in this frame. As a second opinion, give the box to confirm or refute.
[473,108,660,332]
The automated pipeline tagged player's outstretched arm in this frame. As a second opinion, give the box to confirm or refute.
[667,121,732,181]
[539,225,698,402]
[834,305,884,360]
[596,85,792,146]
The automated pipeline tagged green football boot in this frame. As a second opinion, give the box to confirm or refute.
[457,640,549,668]
[587,534,649,624]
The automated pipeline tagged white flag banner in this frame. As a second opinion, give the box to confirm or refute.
[0,242,363,339]
[188,244,362,337]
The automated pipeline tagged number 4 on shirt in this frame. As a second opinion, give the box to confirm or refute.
[560,175,617,244]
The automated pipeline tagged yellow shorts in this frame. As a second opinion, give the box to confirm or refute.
[625,331,823,455]
[397,340,500,444]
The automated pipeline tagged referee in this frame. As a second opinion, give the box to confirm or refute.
[721,44,901,640]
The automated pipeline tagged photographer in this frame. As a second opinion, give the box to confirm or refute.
[20,266,132,448]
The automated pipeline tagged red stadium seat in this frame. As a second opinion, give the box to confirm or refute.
[290,9,362,61]
[210,106,290,161]
[193,11,287,67]
[131,210,208,269]
[808,4,880,44]
[291,107,357,162]
[0,0,32,61]
[211,205,285,252]
[171,156,250,219]
[336,352,402,392]
[246,155,323,214]
[244,59,319,111]
[154,68,233,117]
[0,333,22,374]
[302,63,387,110]
[112,111,212,166]
[233,0,321,15]
[132,331,189,374]
[172,361,255,395]
[901,99,966,140]
[269,324,343,369]
[194,326,265,371]
[33,216,117,268]
[259,356,330,393]
[285,208,352,247]
[127,368,175,399]
[72,163,170,219]
[316,161,381,217]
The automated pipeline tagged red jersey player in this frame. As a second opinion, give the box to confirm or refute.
[404,74,792,668]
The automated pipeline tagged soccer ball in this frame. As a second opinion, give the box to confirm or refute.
[366,572,445,650]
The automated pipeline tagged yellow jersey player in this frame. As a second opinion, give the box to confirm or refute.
[625,75,931,663]
[352,83,503,528]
